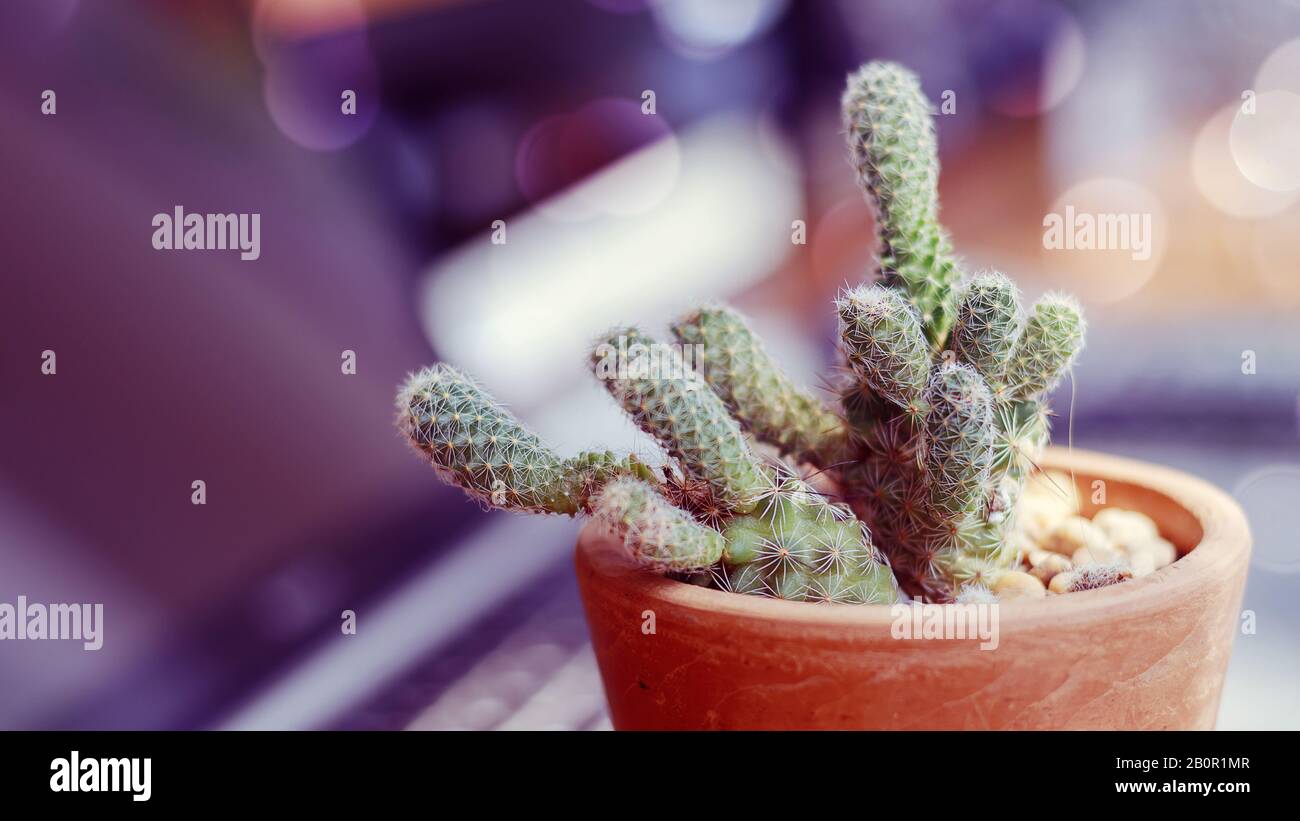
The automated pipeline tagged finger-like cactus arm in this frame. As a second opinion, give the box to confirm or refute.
[1006,294,1086,401]
[397,364,652,516]
[837,284,930,427]
[592,328,771,512]
[591,477,725,571]
[916,363,1001,595]
[671,306,850,468]
[948,271,1020,397]
[923,362,995,518]
[843,61,962,345]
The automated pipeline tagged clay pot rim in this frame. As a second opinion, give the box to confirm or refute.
[577,446,1251,631]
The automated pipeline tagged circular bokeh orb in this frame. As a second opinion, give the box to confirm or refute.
[1256,37,1300,94]
[1233,465,1300,574]
[515,114,592,222]
[650,0,788,61]
[1230,90,1300,192]
[515,98,679,222]
[1038,177,1167,303]
[262,45,379,151]
[1193,103,1299,218]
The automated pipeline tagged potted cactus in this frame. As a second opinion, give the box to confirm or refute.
[398,63,1250,729]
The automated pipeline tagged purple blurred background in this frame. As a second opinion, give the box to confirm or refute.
[1,0,1298,730]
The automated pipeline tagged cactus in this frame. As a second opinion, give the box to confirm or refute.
[397,342,899,604]
[398,364,655,515]
[671,307,851,469]
[591,478,725,571]
[397,60,1084,604]
[836,274,1083,599]
[843,62,962,344]
[1062,563,1134,593]
[837,285,930,417]
[592,327,769,510]
[830,63,1085,600]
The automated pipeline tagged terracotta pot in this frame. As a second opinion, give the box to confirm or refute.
[575,447,1251,729]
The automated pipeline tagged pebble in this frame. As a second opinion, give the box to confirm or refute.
[1133,536,1178,569]
[1071,543,1123,566]
[1127,550,1157,577]
[1093,510,1162,556]
[1042,515,1111,557]
[1008,484,1175,596]
[1048,571,1076,594]
[1016,471,1080,539]
[1026,551,1072,585]
[993,570,1047,600]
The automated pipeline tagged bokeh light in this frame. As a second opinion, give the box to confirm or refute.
[1038,177,1167,303]
[1230,90,1300,192]
[262,52,380,151]
[254,0,379,151]
[1193,103,1299,218]
[1036,14,1087,114]
[650,0,788,61]
[516,99,679,222]
[1256,37,1300,94]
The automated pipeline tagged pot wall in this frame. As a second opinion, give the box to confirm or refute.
[575,449,1251,729]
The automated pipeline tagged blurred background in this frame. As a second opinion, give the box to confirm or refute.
[1,0,1297,730]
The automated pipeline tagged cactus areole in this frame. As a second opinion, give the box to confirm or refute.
[397,61,1086,603]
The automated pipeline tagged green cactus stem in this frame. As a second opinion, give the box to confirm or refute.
[1007,294,1086,400]
[843,61,962,344]
[717,474,899,604]
[837,284,931,419]
[398,364,652,515]
[949,271,1020,396]
[923,362,994,517]
[592,327,771,511]
[591,477,725,571]
[671,305,850,469]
